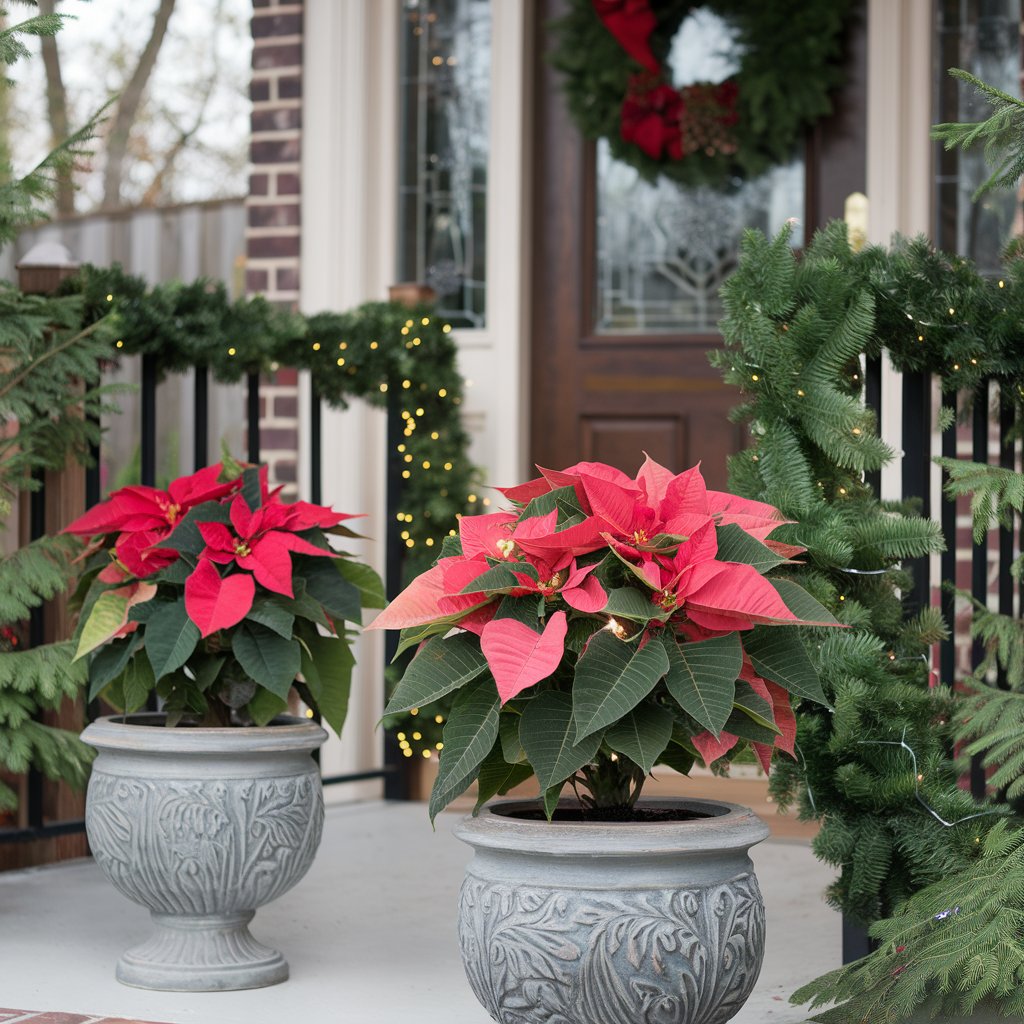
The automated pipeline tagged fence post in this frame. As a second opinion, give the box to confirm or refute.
[4,243,89,868]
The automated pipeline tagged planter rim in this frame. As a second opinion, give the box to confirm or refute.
[82,713,327,755]
[455,797,769,857]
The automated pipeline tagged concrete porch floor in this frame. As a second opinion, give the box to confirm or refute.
[0,797,839,1024]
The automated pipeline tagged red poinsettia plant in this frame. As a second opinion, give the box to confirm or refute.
[66,460,384,729]
[370,456,840,821]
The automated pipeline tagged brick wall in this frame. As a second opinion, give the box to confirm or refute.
[247,0,303,493]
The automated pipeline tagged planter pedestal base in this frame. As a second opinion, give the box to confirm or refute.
[116,910,288,992]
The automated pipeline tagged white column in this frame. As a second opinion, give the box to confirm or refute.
[300,0,399,802]
[865,0,933,505]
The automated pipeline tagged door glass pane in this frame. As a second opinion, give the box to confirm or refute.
[934,0,1022,272]
[398,0,490,327]
[595,8,804,335]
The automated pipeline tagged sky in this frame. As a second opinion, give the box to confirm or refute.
[9,0,253,210]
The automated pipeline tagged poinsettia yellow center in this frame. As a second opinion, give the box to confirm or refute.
[234,540,252,558]
[163,501,181,525]
[656,590,677,611]
[539,570,567,596]
[632,528,649,545]
[496,538,516,559]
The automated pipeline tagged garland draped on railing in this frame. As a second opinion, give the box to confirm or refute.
[60,264,484,579]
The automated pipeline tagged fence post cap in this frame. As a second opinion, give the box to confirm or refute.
[16,241,79,270]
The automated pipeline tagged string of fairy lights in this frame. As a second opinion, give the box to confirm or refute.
[64,266,486,761]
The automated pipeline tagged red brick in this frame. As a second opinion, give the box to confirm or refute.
[260,427,299,450]
[245,268,269,292]
[252,12,302,37]
[276,266,300,292]
[248,203,300,228]
[279,75,302,99]
[277,172,300,194]
[253,43,301,71]
[274,368,299,386]
[274,395,298,418]
[249,173,269,195]
[252,106,301,132]
[248,235,300,259]
[250,79,270,102]
[251,137,301,164]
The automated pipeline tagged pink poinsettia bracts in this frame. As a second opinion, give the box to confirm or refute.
[370,454,833,779]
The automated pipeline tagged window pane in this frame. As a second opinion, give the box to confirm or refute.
[934,0,1022,271]
[397,0,489,327]
[594,8,804,335]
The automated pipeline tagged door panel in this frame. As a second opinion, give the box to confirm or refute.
[529,0,866,488]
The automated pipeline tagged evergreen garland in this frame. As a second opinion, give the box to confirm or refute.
[713,222,973,925]
[60,265,484,581]
[550,0,854,188]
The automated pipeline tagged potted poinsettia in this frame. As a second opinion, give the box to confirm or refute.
[369,455,839,1024]
[66,460,383,992]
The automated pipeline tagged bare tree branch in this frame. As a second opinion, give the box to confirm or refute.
[36,0,73,214]
[101,0,176,209]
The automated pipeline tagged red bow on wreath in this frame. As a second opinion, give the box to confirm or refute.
[594,0,741,163]
[592,0,659,73]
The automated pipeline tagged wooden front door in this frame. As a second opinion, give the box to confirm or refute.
[528,1,867,490]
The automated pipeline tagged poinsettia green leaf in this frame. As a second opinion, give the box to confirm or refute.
[572,631,669,742]
[241,466,262,512]
[601,587,665,622]
[144,598,201,681]
[732,679,781,734]
[564,615,601,654]
[301,557,362,623]
[246,597,295,639]
[493,593,543,628]
[522,484,583,523]
[162,500,231,555]
[334,557,386,609]
[655,742,695,776]
[385,633,490,715]
[88,633,143,700]
[393,613,468,659]
[520,690,602,792]
[274,584,333,629]
[459,562,522,595]
[298,631,354,734]
[724,707,778,745]
[428,680,501,823]
[439,534,463,559]
[190,653,225,692]
[770,578,840,625]
[473,743,534,813]
[232,621,300,700]
[247,687,288,726]
[604,702,674,775]
[663,633,741,737]
[715,523,788,574]
[499,714,527,763]
[744,625,830,706]
[543,781,564,821]
[75,582,157,660]
[119,655,155,713]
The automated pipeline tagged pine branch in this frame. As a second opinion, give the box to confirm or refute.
[931,68,1024,199]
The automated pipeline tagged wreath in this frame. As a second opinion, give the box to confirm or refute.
[552,0,855,189]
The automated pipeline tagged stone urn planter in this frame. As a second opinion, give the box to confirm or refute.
[81,713,327,992]
[454,798,770,1024]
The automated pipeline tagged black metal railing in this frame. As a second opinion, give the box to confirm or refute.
[1,357,409,848]
[841,366,1020,962]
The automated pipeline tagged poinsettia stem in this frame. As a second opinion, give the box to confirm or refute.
[577,750,647,813]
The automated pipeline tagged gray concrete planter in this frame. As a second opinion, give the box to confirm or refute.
[81,713,327,992]
[454,798,770,1024]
